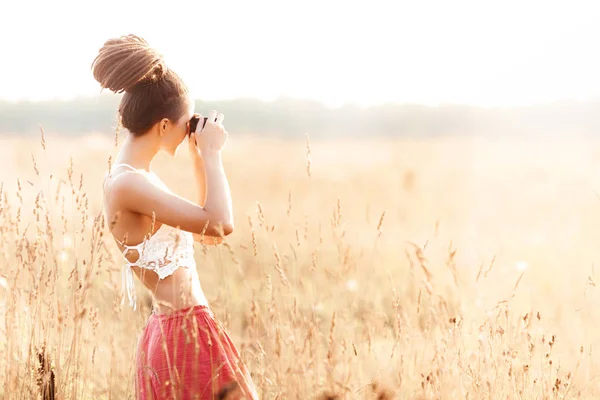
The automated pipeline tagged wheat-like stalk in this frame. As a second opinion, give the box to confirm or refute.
[0,134,595,399]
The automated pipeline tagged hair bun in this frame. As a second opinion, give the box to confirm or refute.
[91,34,167,94]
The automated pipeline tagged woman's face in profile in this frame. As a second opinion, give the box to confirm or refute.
[161,94,195,156]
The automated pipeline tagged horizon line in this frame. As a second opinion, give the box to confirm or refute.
[1,94,599,111]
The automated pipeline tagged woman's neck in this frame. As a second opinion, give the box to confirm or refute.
[116,133,160,171]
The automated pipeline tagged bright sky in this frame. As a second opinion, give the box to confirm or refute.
[1,0,599,107]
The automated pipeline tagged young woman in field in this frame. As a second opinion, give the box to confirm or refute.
[92,34,257,399]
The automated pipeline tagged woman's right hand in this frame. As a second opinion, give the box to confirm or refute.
[193,110,228,156]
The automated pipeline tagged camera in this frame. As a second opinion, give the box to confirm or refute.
[189,114,208,134]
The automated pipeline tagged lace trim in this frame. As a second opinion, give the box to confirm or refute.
[119,227,195,310]
[121,256,196,310]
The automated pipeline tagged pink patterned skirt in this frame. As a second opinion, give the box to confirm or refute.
[135,305,258,399]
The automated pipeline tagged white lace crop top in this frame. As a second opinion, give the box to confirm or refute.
[108,164,196,311]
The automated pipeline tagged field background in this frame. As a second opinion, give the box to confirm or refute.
[2,132,600,398]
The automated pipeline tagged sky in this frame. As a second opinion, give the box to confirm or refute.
[1,0,599,108]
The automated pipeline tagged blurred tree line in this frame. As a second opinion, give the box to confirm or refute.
[1,95,599,138]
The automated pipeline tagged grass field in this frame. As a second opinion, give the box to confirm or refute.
[2,132,600,399]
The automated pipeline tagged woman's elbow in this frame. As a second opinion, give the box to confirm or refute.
[221,221,234,236]
[203,220,234,237]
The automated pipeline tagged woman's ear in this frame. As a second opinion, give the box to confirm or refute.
[158,118,169,136]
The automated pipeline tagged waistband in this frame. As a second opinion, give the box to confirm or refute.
[149,304,212,322]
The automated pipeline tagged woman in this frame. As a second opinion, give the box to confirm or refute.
[92,34,258,399]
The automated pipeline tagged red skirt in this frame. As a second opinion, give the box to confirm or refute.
[135,305,258,399]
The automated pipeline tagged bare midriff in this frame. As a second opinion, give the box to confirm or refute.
[132,266,209,314]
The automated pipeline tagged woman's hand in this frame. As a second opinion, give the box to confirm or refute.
[188,110,227,161]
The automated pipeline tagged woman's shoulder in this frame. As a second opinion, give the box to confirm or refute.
[104,169,175,207]
[104,168,149,201]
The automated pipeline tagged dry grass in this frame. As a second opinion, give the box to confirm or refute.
[2,131,600,399]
